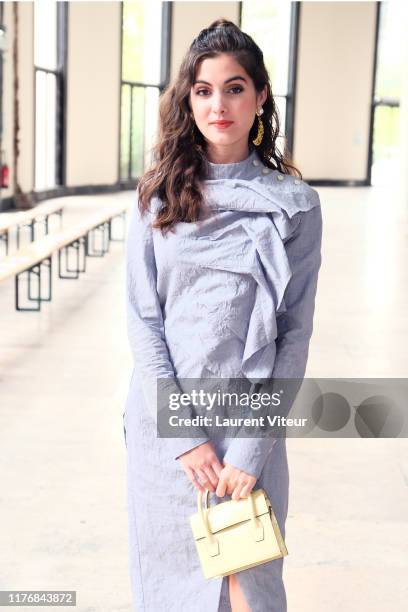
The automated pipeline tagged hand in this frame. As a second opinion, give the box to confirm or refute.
[216,463,256,500]
[177,441,223,493]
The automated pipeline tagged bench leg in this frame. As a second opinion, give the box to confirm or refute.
[58,236,86,279]
[0,230,9,255]
[16,267,41,311]
[28,258,52,302]
[15,256,52,312]
[16,222,34,250]
[79,235,87,272]
[39,209,63,237]
[102,221,109,255]
[109,210,127,243]
[46,209,64,233]
[33,216,48,239]
[87,222,109,257]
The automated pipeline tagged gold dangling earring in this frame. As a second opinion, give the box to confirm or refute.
[252,107,264,146]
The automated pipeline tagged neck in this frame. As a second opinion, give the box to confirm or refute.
[205,142,250,165]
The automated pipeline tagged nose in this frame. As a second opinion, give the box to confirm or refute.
[211,92,227,116]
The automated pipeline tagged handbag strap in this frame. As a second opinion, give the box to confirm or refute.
[198,490,219,557]
[197,489,264,557]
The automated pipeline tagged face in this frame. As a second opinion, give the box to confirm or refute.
[189,53,267,162]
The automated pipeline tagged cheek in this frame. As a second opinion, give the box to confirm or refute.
[196,100,211,120]
[235,97,254,117]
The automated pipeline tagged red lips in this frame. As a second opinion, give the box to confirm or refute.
[211,121,234,127]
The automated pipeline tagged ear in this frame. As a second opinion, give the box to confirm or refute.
[256,85,268,109]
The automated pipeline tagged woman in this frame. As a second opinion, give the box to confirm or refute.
[123,19,322,612]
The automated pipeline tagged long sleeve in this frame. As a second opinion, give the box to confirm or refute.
[222,202,323,478]
[126,193,210,460]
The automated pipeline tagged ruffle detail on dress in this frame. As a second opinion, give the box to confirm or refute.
[198,177,321,382]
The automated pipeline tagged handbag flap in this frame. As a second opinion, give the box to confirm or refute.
[189,489,270,540]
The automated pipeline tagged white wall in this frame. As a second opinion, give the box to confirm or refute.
[294,1,377,181]
[66,1,121,186]
[170,1,240,81]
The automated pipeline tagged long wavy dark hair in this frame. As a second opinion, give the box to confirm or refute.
[138,18,301,234]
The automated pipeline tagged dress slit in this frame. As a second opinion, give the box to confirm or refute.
[217,576,232,612]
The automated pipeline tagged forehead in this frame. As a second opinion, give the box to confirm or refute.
[193,53,249,83]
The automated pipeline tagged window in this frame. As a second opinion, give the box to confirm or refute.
[120,2,171,182]
[370,2,403,186]
[240,1,299,156]
[34,0,67,191]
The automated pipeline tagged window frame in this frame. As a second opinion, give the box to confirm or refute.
[33,0,67,191]
[239,0,300,157]
[119,1,172,185]
[367,1,399,186]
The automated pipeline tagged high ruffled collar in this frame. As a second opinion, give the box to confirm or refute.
[206,148,260,180]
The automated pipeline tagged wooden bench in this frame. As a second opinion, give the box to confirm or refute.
[0,200,64,255]
[0,202,127,311]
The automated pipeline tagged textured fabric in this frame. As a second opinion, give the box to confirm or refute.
[123,147,323,611]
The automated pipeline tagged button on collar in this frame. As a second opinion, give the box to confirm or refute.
[262,168,271,175]
[276,174,284,181]
[294,179,301,185]
[252,159,260,167]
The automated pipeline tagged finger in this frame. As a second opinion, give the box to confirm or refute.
[232,474,255,500]
[211,458,224,478]
[195,468,215,492]
[187,467,205,493]
[204,465,220,490]
[226,475,239,496]
[238,480,254,499]
[231,481,245,501]
[216,473,228,497]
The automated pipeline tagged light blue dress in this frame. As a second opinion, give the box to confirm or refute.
[123,147,322,612]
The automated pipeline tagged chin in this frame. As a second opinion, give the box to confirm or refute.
[206,134,242,146]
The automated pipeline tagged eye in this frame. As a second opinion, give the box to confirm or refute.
[196,88,210,96]
[228,86,244,94]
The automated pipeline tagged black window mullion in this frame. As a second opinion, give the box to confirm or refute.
[239,2,299,155]
[141,87,146,171]
[56,0,67,186]
[367,1,382,186]
[128,85,134,181]
[285,1,300,155]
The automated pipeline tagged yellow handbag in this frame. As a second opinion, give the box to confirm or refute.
[189,488,288,579]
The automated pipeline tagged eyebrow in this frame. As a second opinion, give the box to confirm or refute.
[193,76,247,86]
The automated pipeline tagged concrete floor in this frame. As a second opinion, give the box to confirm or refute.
[0,186,407,611]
